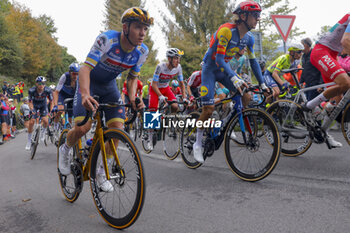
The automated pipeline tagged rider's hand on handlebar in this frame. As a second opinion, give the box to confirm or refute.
[159,95,167,105]
[281,82,290,91]
[82,94,99,112]
[260,83,270,93]
[231,75,249,95]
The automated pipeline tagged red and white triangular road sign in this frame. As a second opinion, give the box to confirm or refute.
[270,15,296,42]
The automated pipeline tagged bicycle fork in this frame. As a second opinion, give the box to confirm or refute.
[97,127,124,181]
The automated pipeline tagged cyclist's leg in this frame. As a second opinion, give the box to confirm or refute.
[96,89,125,192]
[193,66,217,162]
[162,86,178,113]
[307,44,349,109]
[59,86,92,175]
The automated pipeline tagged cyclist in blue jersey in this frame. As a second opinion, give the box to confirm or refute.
[193,1,268,163]
[58,7,153,192]
[26,76,53,150]
[52,63,80,128]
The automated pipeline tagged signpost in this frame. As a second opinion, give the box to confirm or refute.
[270,15,296,53]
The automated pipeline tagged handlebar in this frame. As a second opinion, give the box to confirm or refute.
[77,96,140,127]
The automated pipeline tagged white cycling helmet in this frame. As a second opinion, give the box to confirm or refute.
[288,43,303,52]
[166,48,184,57]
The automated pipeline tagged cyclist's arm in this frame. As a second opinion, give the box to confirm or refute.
[126,73,137,103]
[53,90,59,106]
[151,81,162,97]
[79,65,98,111]
[246,36,264,84]
[272,70,284,86]
[215,27,237,78]
[186,85,193,96]
[341,23,350,54]
[179,81,187,99]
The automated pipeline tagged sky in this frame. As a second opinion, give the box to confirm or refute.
[11,0,350,63]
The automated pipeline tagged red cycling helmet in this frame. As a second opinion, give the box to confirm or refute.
[233,1,262,14]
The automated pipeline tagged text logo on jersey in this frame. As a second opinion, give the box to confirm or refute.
[144,111,161,129]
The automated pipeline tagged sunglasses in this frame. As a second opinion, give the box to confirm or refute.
[36,82,45,85]
[71,72,79,75]
[250,11,261,19]
[295,50,303,54]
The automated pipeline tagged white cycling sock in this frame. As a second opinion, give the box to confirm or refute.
[28,133,32,142]
[195,128,204,146]
[306,93,328,110]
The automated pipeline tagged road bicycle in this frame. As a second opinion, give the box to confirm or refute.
[180,88,281,182]
[141,99,187,160]
[53,98,74,147]
[57,96,145,229]
[29,111,46,160]
[266,68,350,156]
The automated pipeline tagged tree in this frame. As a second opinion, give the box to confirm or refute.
[37,14,58,39]
[258,0,305,62]
[164,0,235,78]
[0,14,23,77]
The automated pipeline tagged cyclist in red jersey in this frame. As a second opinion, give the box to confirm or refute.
[304,13,350,111]
[170,80,182,95]
[187,70,202,98]
[122,79,143,104]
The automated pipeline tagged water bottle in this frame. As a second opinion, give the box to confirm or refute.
[84,138,93,158]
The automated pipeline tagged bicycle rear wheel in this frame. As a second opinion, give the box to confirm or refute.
[56,129,83,203]
[180,112,202,169]
[90,128,145,229]
[341,102,350,145]
[163,126,180,160]
[266,100,312,156]
[30,127,40,160]
[224,108,281,182]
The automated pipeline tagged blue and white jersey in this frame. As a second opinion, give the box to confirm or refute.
[56,72,76,97]
[84,30,149,83]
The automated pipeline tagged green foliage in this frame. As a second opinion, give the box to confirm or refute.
[316,25,331,40]
[0,2,77,86]
[0,14,23,77]
[164,0,234,78]
[37,14,58,39]
[258,0,305,61]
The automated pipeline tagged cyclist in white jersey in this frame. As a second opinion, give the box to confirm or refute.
[149,48,188,112]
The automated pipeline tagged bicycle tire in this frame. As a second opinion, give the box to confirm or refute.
[341,102,350,145]
[56,129,83,203]
[162,125,180,160]
[89,128,145,229]
[180,112,202,169]
[224,108,281,182]
[141,130,153,154]
[266,100,312,157]
[124,107,137,125]
[30,127,40,160]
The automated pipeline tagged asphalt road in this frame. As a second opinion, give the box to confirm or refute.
[1,129,350,233]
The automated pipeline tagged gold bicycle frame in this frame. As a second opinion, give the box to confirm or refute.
[77,110,124,182]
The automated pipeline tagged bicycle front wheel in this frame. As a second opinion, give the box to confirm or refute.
[30,127,40,160]
[224,108,281,182]
[56,129,83,203]
[90,129,145,229]
[266,100,312,156]
[162,126,180,160]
